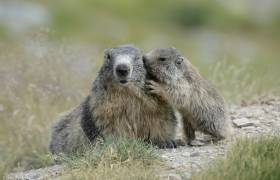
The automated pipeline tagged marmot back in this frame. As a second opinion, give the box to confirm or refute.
[143,47,233,145]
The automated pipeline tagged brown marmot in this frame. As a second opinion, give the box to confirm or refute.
[143,47,233,145]
[49,45,179,155]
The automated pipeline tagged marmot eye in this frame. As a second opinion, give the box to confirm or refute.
[158,57,166,61]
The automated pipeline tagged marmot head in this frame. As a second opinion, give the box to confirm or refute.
[143,47,191,84]
[101,44,146,87]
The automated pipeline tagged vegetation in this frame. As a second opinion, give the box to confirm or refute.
[57,138,161,180]
[193,136,280,180]
[0,0,279,179]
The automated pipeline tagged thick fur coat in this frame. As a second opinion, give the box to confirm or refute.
[49,45,178,154]
[144,48,233,145]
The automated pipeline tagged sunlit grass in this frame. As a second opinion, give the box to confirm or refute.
[209,60,260,104]
[193,136,280,180]
[0,42,93,177]
[207,59,279,104]
[56,138,160,180]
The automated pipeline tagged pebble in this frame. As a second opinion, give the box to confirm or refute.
[160,173,182,180]
[190,152,200,157]
[233,118,254,127]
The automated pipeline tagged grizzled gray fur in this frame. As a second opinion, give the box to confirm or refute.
[49,45,179,155]
[144,47,233,146]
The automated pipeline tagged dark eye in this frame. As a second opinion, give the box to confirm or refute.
[107,54,111,60]
[158,57,166,61]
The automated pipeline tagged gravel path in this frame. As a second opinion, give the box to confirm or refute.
[6,99,280,180]
[159,98,280,179]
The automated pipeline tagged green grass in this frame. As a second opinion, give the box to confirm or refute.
[56,138,161,180]
[193,136,280,180]
[0,44,91,177]
[34,0,280,40]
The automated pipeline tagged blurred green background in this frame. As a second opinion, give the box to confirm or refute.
[1,0,280,94]
[0,0,280,176]
[1,0,279,101]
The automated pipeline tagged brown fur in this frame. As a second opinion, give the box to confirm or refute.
[88,82,177,144]
[143,47,233,145]
[49,45,178,155]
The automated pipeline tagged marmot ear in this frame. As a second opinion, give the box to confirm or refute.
[175,56,184,65]
[104,48,111,60]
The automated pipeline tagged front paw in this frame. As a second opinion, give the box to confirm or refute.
[145,80,164,96]
[155,139,178,149]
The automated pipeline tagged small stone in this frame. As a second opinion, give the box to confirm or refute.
[233,118,254,128]
[190,152,200,157]
[241,126,255,130]
[160,173,182,180]
[189,140,206,146]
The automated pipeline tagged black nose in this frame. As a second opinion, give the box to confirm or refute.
[116,64,130,77]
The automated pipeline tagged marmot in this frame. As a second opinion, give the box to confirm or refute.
[49,45,178,155]
[143,47,233,145]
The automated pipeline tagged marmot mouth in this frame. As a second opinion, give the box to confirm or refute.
[143,64,159,82]
[119,80,128,84]
[145,71,160,83]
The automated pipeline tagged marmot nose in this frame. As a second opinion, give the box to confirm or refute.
[116,64,130,77]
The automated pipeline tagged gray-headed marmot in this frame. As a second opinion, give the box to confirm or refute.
[49,45,178,154]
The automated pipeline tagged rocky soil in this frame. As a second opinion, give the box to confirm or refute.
[6,98,280,180]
